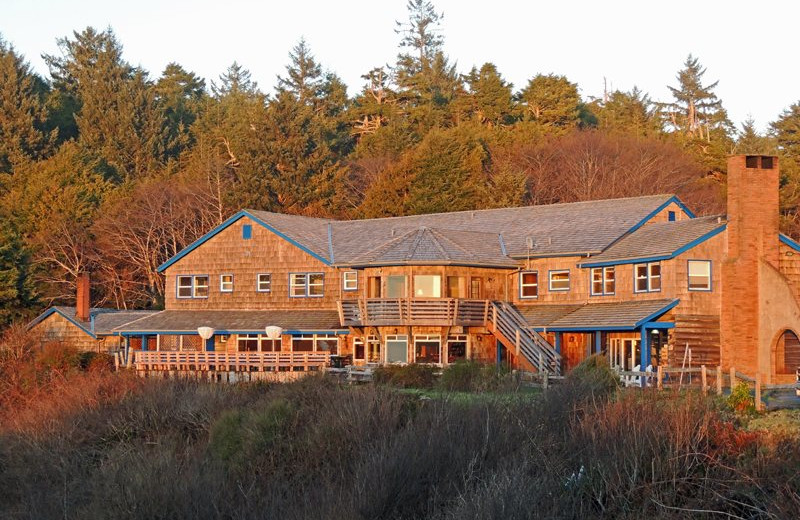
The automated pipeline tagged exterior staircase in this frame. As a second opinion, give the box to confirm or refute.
[488,301,561,374]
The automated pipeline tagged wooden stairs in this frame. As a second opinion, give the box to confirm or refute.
[487,301,561,374]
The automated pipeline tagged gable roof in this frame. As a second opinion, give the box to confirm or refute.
[157,194,693,272]
[516,299,679,331]
[347,227,516,268]
[28,306,158,338]
[579,216,726,267]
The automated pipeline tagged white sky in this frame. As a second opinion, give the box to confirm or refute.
[2,0,798,132]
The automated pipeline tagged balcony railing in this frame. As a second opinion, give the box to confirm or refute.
[338,298,490,327]
[133,350,330,373]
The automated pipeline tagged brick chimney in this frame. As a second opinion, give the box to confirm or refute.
[720,155,779,376]
[76,273,90,322]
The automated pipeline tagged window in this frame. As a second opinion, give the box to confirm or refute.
[446,276,465,298]
[238,334,260,352]
[415,335,441,364]
[242,224,252,239]
[520,271,538,299]
[220,274,234,293]
[385,335,408,364]
[289,273,324,297]
[177,275,208,299]
[291,334,339,354]
[549,270,570,292]
[688,260,712,291]
[343,271,358,291]
[470,277,483,299]
[354,336,381,362]
[668,211,676,222]
[634,262,661,293]
[386,275,407,298]
[257,273,272,293]
[292,334,314,352]
[447,335,467,364]
[591,267,615,296]
[414,275,442,297]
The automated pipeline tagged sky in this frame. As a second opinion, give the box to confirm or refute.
[2,0,798,132]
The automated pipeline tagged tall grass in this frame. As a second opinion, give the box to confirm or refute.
[0,349,798,519]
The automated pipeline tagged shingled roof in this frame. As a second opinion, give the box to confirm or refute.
[29,307,158,337]
[515,299,678,331]
[112,310,345,334]
[580,215,726,267]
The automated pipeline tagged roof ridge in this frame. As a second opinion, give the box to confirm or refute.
[428,228,475,259]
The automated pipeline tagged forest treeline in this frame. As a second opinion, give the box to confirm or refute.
[1,0,799,324]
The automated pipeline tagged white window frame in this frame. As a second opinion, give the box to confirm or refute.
[177,275,208,299]
[590,266,615,296]
[688,260,712,292]
[519,271,538,299]
[289,272,324,298]
[634,262,661,293]
[177,275,193,299]
[342,271,358,291]
[548,270,570,292]
[257,273,272,293]
[220,274,234,293]
[414,334,442,364]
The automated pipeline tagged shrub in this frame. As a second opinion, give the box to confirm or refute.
[373,364,437,388]
[439,360,510,392]
[728,381,755,415]
[566,354,619,398]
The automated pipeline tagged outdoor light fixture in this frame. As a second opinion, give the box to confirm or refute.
[197,326,215,340]
[265,325,283,340]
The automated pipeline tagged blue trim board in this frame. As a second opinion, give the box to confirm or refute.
[634,299,680,327]
[157,210,332,273]
[119,329,350,336]
[579,224,726,268]
[780,234,800,252]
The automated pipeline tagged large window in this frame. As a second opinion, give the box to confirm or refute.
[158,334,202,351]
[549,270,570,292]
[291,334,338,354]
[446,276,465,298]
[688,260,712,291]
[237,334,280,352]
[342,271,358,291]
[176,275,209,299]
[257,273,272,293]
[289,273,324,297]
[354,336,381,363]
[446,335,468,364]
[634,262,661,293]
[415,335,441,364]
[220,274,234,293]
[385,335,408,364]
[591,267,615,296]
[386,275,407,298]
[520,271,538,299]
[414,275,442,297]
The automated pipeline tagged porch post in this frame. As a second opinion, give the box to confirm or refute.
[554,332,561,354]
[639,326,650,387]
[595,331,602,354]
[495,338,502,368]
[141,334,148,352]
[205,336,215,352]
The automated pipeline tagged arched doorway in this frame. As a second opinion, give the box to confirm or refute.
[775,329,800,375]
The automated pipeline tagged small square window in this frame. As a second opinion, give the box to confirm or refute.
[257,274,271,293]
[177,276,193,298]
[242,224,252,239]
[193,276,209,298]
[668,211,676,222]
[548,270,570,292]
[220,274,234,293]
[343,271,358,291]
[520,271,538,299]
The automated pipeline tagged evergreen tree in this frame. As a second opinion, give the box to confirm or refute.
[594,87,660,136]
[276,39,323,105]
[519,74,582,128]
[771,102,800,164]
[736,116,775,155]
[154,63,206,161]
[456,63,516,127]
[0,36,54,172]
[211,61,259,97]
[0,215,37,325]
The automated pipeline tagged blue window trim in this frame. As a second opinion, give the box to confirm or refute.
[633,262,662,294]
[519,270,539,299]
[256,273,272,293]
[220,274,234,293]
[342,271,358,291]
[548,269,570,292]
[589,266,615,296]
[687,259,712,292]
[289,272,325,298]
[176,274,209,299]
[668,211,676,222]
[242,224,252,240]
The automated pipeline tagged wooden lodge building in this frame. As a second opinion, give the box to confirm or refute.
[29,155,800,383]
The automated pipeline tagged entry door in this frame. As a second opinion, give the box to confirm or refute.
[367,277,381,298]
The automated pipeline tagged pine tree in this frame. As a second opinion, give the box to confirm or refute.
[519,74,582,128]
[771,102,800,164]
[154,63,206,161]
[736,117,775,155]
[456,63,516,127]
[0,215,37,325]
[0,36,54,172]
[595,87,660,136]
[276,39,323,105]
[663,55,732,140]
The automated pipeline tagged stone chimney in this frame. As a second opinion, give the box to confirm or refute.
[76,273,90,322]
[720,155,779,377]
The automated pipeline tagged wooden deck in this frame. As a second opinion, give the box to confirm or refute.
[338,298,489,326]
[133,351,330,375]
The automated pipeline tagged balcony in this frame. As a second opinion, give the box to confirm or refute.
[338,298,490,327]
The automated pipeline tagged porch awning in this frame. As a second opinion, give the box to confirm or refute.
[112,309,346,335]
[515,299,678,332]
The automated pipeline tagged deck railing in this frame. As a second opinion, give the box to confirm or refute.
[338,298,489,326]
[133,350,330,373]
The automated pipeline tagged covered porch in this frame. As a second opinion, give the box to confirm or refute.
[516,299,679,385]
